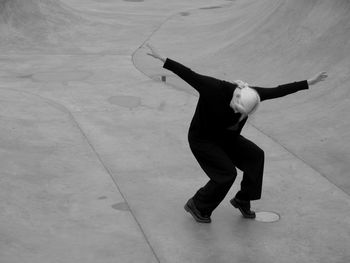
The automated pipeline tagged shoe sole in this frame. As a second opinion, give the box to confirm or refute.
[184,203,211,223]
[230,199,256,219]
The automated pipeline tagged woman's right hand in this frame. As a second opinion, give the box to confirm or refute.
[307,71,328,86]
[146,44,166,63]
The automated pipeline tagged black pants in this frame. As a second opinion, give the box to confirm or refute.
[189,135,265,216]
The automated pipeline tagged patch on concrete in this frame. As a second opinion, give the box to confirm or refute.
[32,71,91,82]
[255,211,280,223]
[112,202,130,211]
[180,12,190,16]
[108,95,141,109]
[200,6,222,10]
[18,74,33,79]
[123,0,144,2]
[98,196,107,200]
[158,101,166,111]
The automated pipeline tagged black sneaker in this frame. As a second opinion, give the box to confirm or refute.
[230,197,256,219]
[184,198,211,223]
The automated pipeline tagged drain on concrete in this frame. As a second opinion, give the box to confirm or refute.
[108,95,141,109]
[255,211,280,222]
[112,202,130,211]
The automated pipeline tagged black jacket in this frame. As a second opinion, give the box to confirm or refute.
[163,58,309,141]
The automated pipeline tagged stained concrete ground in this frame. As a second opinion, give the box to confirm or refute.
[0,0,349,262]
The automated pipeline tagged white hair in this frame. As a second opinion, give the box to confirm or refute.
[233,80,260,115]
[239,87,260,115]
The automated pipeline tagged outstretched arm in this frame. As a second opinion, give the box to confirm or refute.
[146,44,221,94]
[253,72,328,101]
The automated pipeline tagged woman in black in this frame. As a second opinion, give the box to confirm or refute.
[147,44,327,223]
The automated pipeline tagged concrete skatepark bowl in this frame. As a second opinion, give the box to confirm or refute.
[0,0,350,262]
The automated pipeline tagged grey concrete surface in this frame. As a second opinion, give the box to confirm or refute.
[0,0,350,262]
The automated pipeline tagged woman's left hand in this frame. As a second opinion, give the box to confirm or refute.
[308,72,328,86]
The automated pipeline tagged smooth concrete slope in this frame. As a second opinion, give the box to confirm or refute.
[0,0,175,262]
[0,89,160,263]
[0,0,235,263]
[131,0,350,262]
[0,0,349,263]
[0,0,86,53]
[137,0,350,195]
[0,0,230,54]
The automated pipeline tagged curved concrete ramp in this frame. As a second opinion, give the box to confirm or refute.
[1,0,350,262]
[0,0,83,51]
[0,89,158,262]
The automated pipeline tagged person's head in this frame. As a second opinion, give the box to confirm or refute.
[230,80,260,118]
